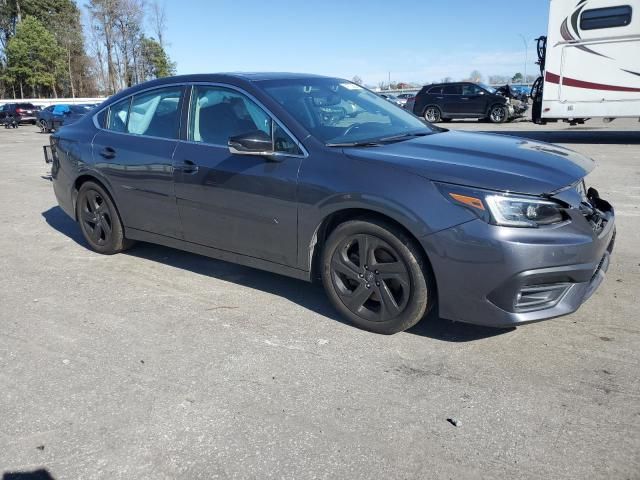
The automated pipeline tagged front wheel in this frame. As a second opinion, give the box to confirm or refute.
[424,106,442,123]
[38,119,49,133]
[321,219,432,334]
[489,104,508,123]
[76,181,134,254]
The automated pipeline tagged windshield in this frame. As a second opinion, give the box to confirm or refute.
[478,83,496,94]
[260,78,434,146]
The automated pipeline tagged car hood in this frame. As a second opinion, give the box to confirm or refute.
[343,130,594,195]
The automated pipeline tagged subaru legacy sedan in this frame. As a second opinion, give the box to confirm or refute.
[47,73,615,334]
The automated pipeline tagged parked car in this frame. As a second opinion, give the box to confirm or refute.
[0,102,38,125]
[37,103,95,132]
[47,73,615,334]
[409,82,516,123]
[378,93,404,107]
[395,92,416,106]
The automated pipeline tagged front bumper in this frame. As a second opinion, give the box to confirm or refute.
[422,201,616,327]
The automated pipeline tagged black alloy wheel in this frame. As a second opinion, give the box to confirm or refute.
[76,181,133,254]
[322,219,431,334]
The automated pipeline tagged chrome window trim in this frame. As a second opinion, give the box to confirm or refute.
[184,82,309,158]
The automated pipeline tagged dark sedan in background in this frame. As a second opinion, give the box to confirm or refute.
[47,73,615,334]
[37,103,95,132]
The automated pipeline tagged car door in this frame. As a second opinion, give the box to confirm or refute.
[442,85,463,115]
[172,84,304,267]
[461,84,488,115]
[92,85,185,238]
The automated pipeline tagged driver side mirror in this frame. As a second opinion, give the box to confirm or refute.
[228,130,279,160]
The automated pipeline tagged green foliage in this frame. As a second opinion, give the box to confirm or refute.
[140,36,175,80]
[512,72,524,83]
[4,16,65,96]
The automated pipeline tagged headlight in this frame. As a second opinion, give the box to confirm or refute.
[438,183,566,228]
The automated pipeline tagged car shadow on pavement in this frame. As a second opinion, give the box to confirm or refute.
[42,206,513,342]
[3,469,56,480]
[477,128,640,145]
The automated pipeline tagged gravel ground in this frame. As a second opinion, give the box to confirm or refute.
[1,118,639,480]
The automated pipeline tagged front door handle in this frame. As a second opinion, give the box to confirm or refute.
[178,159,199,174]
[100,147,116,159]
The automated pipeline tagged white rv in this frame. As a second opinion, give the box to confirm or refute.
[532,0,640,124]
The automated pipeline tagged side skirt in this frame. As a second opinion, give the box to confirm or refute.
[125,227,312,282]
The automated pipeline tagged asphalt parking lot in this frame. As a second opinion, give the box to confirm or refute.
[1,119,639,479]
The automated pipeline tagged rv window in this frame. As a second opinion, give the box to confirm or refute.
[580,5,632,30]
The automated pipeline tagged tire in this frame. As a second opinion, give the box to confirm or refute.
[423,106,442,123]
[76,181,134,254]
[489,104,508,124]
[321,218,432,334]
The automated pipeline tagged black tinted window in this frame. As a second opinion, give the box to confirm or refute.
[427,86,443,95]
[462,85,482,95]
[127,87,182,139]
[444,85,462,95]
[17,103,35,109]
[581,6,632,29]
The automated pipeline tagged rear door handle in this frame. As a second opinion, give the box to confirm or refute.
[177,159,199,174]
[100,147,116,159]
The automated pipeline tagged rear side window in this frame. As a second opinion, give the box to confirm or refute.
[107,98,131,133]
[444,85,462,95]
[581,5,632,29]
[427,86,443,94]
[127,87,182,139]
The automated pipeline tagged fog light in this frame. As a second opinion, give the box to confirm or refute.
[514,283,571,311]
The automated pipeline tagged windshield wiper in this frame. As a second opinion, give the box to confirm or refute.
[377,132,429,143]
[326,140,383,147]
[326,132,429,148]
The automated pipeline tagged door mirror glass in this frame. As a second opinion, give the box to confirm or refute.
[228,130,273,155]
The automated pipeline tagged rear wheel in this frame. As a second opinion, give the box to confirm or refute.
[489,104,508,123]
[424,106,442,123]
[76,181,134,255]
[321,219,432,334]
[38,119,49,133]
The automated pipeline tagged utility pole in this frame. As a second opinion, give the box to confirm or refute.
[518,34,528,84]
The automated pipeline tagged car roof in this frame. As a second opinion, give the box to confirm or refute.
[105,72,342,104]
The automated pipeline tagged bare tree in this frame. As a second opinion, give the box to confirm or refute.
[469,70,483,83]
[150,0,166,48]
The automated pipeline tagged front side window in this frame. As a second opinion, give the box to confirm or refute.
[581,5,632,29]
[127,87,182,139]
[107,98,131,133]
[462,84,482,95]
[261,78,433,145]
[189,85,301,154]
